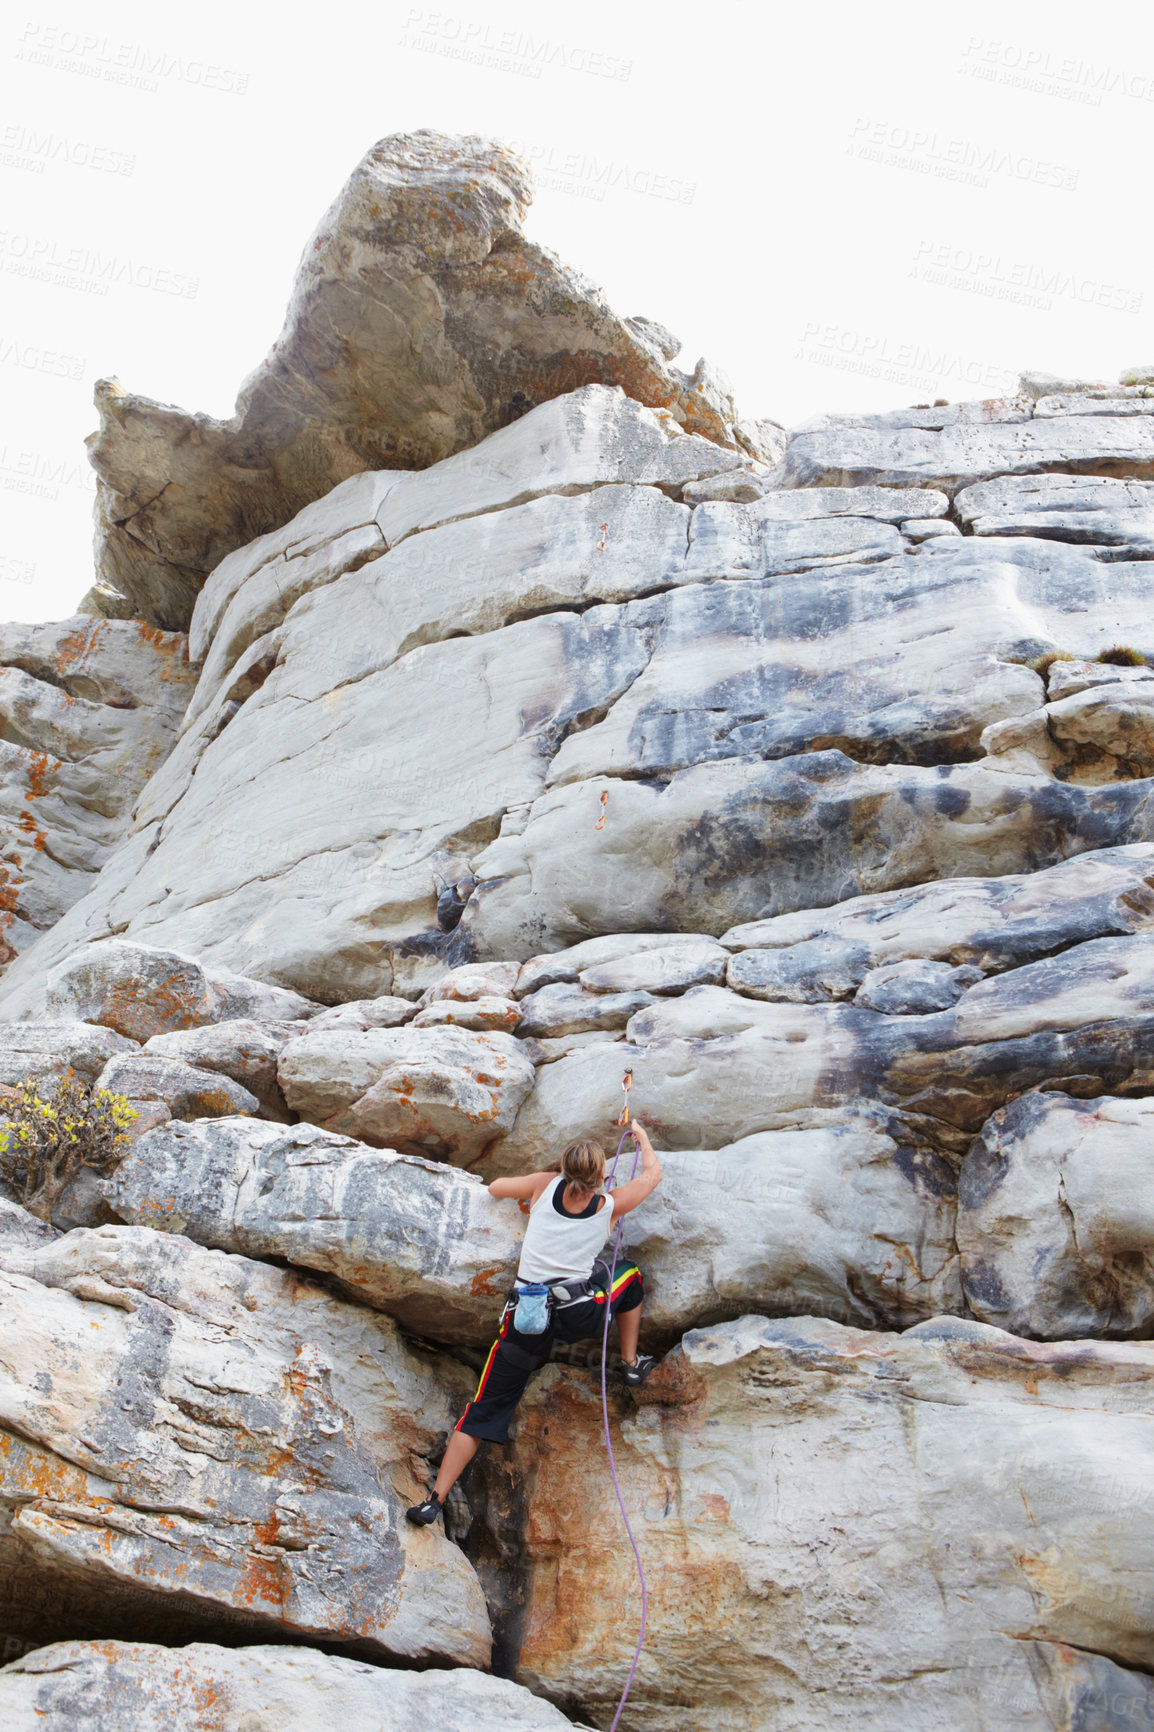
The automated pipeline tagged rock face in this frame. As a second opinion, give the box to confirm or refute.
[958,1091,1154,1339]
[89,131,773,630]
[0,619,194,969]
[0,1642,580,1731]
[494,1315,1154,1731]
[0,1215,489,1666]
[7,135,1154,1730]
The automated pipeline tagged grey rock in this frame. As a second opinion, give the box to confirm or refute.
[0,1020,137,1087]
[304,997,417,1033]
[776,414,1154,492]
[0,619,195,970]
[854,958,983,1014]
[411,995,521,1032]
[956,473,1154,547]
[1046,657,1154,701]
[278,1023,535,1162]
[497,933,1154,1173]
[901,517,961,540]
[0,1224,489,1664]
[725,938,871,1002]
[958,1091,1154,1338]
[108,1118,521,1343]
[515,983,655,1037]
[0,1643,577,1731]
[142,1019,300,1116]
[95,1053,260,1119]
[722,842,1154,973]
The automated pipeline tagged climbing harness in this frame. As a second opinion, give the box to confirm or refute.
[595,788,609,830]
[598,1066,648,1731]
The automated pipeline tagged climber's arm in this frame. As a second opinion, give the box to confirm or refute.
[488,1171,555,1204]
[607,1123,663,1217]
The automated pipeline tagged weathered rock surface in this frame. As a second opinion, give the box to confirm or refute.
[958,1091,1154,1339]
[109,1118,522,1343]
[497,932,1154,1170]
[89,132,765,630]
[0,620,194,968]
[0,1216,488,1664]
[982,677,1154,783]
[44,939,316,1041]
[0,1020,136,1087]
[0,1642,578,1731]
[775,407,1154,491]
[956,473,1154,547]
[141,1019,301,1116]
[12,414,1154,1013]
[278,1024,536,1162]
[106,1110,961,1344]
[496,1314,1154,1730]
[95,1052,260,1120]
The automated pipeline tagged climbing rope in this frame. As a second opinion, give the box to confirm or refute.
[598,1070,647,1731]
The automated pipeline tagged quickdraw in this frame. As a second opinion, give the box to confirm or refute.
[594,788,609,830]
[616,1066,632,1127]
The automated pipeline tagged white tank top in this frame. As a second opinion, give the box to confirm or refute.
[516,1177,616,1284]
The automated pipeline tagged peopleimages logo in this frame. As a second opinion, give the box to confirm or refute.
[15,21,249,95]
[793,322,1019,398]
[0,333,85,379]
[501,138,695,205]
[911,241,1143,316]
[397,10,632,81]
[847,117,1079,191]
[0,231,198,299]
[0,123,135,176]
[959,35,1154,106]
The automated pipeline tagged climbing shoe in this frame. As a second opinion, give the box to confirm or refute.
[405,1493,443,1526]
[622,1353,658,1387]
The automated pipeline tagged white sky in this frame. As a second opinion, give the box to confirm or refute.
[1,0,1151,624]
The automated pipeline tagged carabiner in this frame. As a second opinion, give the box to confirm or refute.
[594,788,609,831]
[616,1066,633,1127]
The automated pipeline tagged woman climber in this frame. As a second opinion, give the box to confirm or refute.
[405,1125,664,1525]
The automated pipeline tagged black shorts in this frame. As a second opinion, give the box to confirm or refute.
[455,1260,644,1445]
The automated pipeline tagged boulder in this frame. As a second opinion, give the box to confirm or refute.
[278,1024,536,1163]
[0,1021,137,1088]
[515,984,655,1038]
[955,473,1154,547]
[95,1053,260,1120]
[88,133,762,630]
[141,1019,301,1116]
[1046,657,1154,701]
[854,958,983,1014]
[44,940,315,1043]
[576,938,729,995]
[982,679,1154,783]
[774,411,1154,492]
[0,1221,488,1664]
[304,997,416,1033]
[958,1091,1154,1338]
[411,996,521,1033]
[495,1315,1154,1730]
[108,1118,523,1343]
[0,1642,578,1731]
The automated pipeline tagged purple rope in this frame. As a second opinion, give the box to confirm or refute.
[599,1128,647,1731]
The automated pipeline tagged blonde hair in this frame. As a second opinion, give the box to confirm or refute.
[560,1139,606,1197]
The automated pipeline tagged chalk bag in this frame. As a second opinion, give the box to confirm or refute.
[514,1284,552,1335]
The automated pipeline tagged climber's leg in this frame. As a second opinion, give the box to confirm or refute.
[617,1300,642,1366]
[432,1429,478,1501]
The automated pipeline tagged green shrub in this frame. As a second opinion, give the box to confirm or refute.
[0,1073,137,1223]
[1096,645,1147,667]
